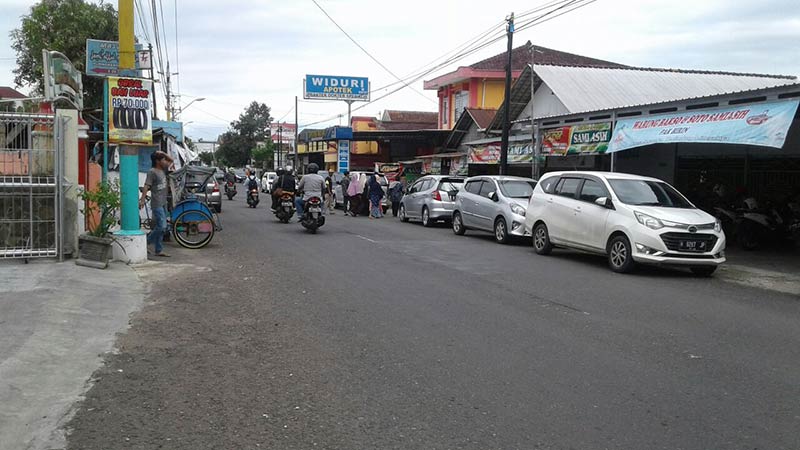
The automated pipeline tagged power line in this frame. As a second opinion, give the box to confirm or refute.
[310,0,435,105]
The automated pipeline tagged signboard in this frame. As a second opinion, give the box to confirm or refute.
[304,75,370,101]
[108,77,153,144]
[85,39,149,77]
[468,143,532,164]
[270,123,296,143]
[542,122,612,155]
[323,126,353,140]
[42,50,83,109]
[609,100,800,152]
[337,140,350,173]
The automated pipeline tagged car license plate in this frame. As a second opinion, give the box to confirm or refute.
[679,240,706,251]
[309,207,322,212]
[282,202,292,207]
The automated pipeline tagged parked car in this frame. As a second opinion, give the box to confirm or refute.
[400,175,465,226]
[199,178,222,213]
[524,171,726,275]
[261,171,277,193]
[452,176,537,243]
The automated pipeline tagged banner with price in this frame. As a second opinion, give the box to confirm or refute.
[108,77,153,144]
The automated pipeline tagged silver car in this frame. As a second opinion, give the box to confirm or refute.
[400,176,465,226]
[452,176,537,244]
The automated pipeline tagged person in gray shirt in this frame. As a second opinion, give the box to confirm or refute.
[139,151,173,257]
[295,163,326,219]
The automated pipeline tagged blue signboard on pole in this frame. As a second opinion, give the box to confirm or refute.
[86,39,148,77]
[304,75,370,101]
[337,140,350,173]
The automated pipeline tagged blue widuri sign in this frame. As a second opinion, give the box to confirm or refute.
[304,75,369,101]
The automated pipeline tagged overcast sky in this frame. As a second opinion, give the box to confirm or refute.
[1,0,798,140]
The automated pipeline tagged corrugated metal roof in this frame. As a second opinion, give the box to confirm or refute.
[535,65,799,114]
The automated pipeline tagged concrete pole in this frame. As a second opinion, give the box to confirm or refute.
[499,13,514,176]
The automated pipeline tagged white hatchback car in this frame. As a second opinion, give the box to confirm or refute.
[525,171,726,275]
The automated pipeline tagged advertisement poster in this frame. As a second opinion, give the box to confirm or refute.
[108,77,153,144]
[609,100,800,152]
[469,144,532,164]
[542,127,570,155]
[85,39,148,77]
[542,123,612,155]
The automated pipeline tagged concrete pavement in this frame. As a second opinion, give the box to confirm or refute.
[0,261,146,450]
[63,196,800,450]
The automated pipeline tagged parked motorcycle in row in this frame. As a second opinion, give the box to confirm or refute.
[274,191,295,223]
[247,188,259,208]
[300,196,325,233]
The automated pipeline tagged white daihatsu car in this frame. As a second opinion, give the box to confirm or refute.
[524,171,726,275]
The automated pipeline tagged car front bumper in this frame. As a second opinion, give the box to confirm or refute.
[631,231,726,266]
[509,213,530,237]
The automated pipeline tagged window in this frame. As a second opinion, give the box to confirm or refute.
[540,176,558,194]
[441,97,450,127]
[555,178,581,198]
[454,91,469,121]
[479,179,497,198]
[579,179,608,203]
[608,179,693,208]
[499,180,537,199]
[438,179,464,192]
[464,180,483,194]
[420,179,435,192]
[410,179,427,194]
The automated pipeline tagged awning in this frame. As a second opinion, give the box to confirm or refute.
[417,152,467,159]
[463,134,531,146]
[609,99,800,152]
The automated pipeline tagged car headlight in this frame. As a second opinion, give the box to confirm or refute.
[634,211,663,230]
[714,219,722,233]
[510,203,526,216]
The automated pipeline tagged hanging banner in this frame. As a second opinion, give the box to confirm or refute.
[468,143,532,164]
[108,77,153,144]
[542,122,612,155]
[609,100,800,152]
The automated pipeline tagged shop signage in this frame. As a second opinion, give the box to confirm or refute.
[324,126,353,140]
[609,100,800,152]
[270,123,296,143]
[337,140,350,173]
[304,75,370,101]
[468,143,533,164]
[85,39,149,77]
[108,77,153,144]
[542,122,612,155]
[42,50,83,109]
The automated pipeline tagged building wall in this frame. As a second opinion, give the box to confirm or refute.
[439,78,515,129]
[518,83,570,119]
[475,79,507,110]
[351,118,379,155]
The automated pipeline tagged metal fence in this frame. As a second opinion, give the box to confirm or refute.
[0,112,65,260]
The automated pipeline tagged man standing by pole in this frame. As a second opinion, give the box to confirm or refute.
[499,12,514,176]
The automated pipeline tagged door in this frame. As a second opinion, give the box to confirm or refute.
[405,178,427,218]
[574,177,612,250]
[459,179,484,227]
[473,179,499,231]
[549,177,584,243]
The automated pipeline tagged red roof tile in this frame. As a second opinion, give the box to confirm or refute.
[383,110,438,124]
[466,108,497,129]
[470,41,625,71]
[0,86,26,99]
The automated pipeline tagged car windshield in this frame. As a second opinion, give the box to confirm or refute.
[608,179,693,208]
[499,180,536,198]
[439,180,464,192]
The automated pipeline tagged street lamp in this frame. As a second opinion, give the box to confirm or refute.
[176,97,206,119]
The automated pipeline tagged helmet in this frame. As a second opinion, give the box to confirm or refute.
[276,168,285,176]
[307,163,319,173]
[228,168,235,174]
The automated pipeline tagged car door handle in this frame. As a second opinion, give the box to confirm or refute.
[547,198,554,204]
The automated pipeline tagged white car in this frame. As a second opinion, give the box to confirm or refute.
[524,171,726,275]
[261,171,277,193]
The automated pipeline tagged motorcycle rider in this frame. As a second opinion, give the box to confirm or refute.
[271,168,297,211]
[296,163,326,221]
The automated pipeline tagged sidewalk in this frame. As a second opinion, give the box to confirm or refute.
[0,260,146,450]
[718,248,800,296]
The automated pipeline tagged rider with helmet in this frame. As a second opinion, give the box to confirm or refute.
[295,163,326,220]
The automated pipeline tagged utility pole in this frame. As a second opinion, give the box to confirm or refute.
[500,12,514,176]
[278,124,283,168]
[530,43,538,180]
[148,43,158,119]
[294,96,299,172]
[165,61,173,120]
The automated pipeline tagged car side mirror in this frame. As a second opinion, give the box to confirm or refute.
[489,191,499,202]
[595,196,613,208]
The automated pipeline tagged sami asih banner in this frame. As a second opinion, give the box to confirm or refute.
[608,100,800,152]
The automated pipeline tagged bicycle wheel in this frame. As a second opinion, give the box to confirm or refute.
[173,209,215,249]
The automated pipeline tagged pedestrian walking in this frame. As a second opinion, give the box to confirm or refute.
[139,151,173,257]
[367,173,385,219]
[388,179,404,217]
[341,171,351,216]
[347,173,363,216]
[324,171,335,215]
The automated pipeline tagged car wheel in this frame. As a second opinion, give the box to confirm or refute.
[494,217,510,244]
[533,223,553,255]
[690,266,717,277]
[608,235,636,273]
[400,204,409,222]
[422,207,432,227]
[452,212,466,236]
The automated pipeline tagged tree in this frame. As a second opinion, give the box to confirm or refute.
[215,101,273,167]
[197,151,215,166]
[251,140,275,168]
[10,0,118,110]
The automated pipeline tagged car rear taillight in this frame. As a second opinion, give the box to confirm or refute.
[213,182,220,193]
[432,190,442,201]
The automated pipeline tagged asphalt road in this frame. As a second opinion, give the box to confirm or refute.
[66,195,800,450]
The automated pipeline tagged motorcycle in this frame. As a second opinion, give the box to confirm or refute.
[247,188,259,208]
[274,191,295,223]
[224,181,237,200]
[300,196,325,233]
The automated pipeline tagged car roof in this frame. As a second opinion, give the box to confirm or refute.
[541,171,664,183]
[467,175,536,182]
[419,175,465,180]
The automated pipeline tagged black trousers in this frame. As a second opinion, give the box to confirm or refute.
[391,201,400,216]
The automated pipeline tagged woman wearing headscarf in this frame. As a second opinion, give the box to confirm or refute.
[367,173,385,219]
[347,173,363,216]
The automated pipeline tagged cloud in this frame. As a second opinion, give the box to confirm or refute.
[0,0,797,140]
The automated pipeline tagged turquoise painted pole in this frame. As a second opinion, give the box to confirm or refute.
[102,79,109,181]
[117,145,143,235]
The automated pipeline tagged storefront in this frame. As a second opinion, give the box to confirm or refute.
[463,136,534,177]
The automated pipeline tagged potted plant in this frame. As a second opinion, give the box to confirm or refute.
[76,181,121,269]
